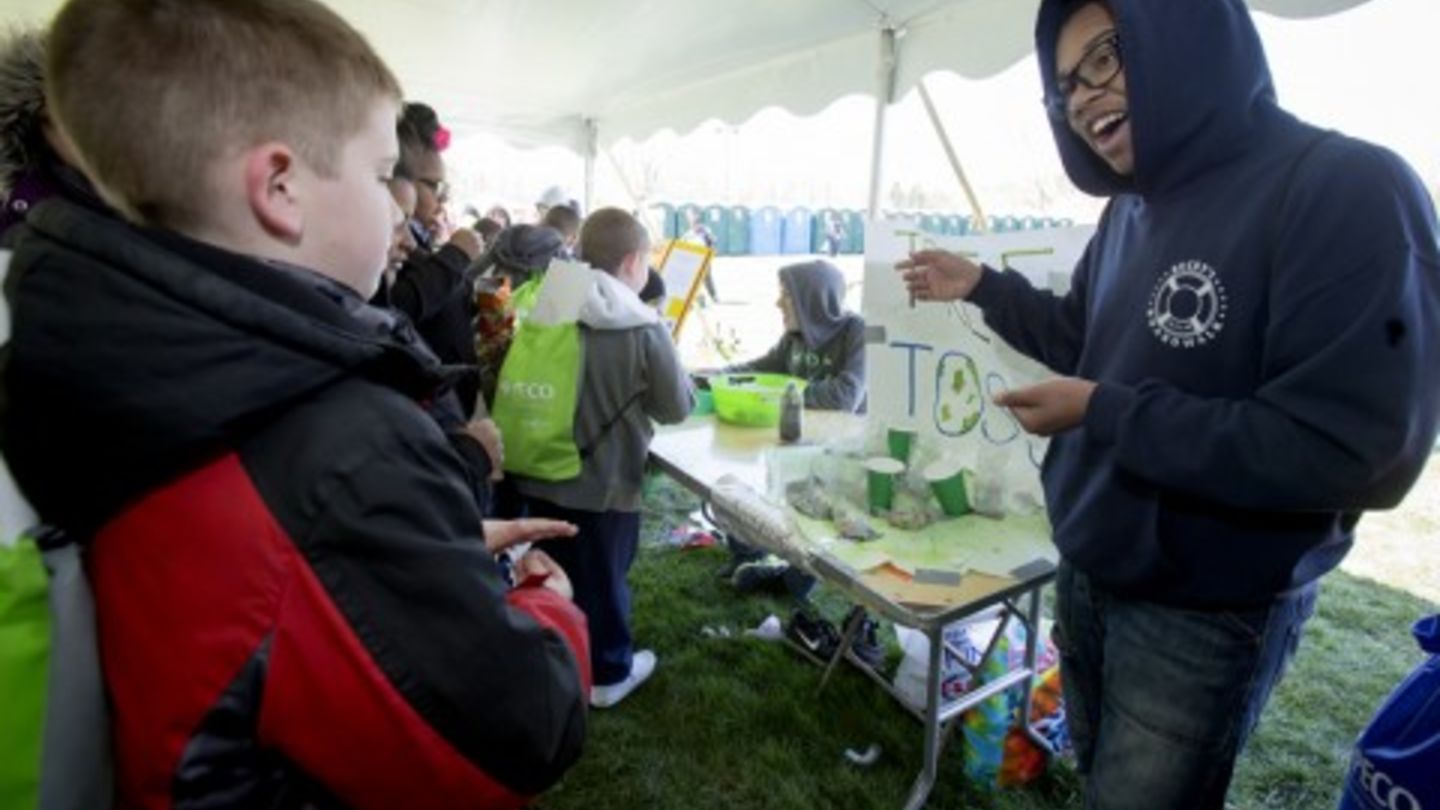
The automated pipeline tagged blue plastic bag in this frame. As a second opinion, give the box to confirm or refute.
[1339,615,1440,810]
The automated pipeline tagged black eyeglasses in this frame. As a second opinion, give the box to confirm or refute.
[1044,33,1123,118]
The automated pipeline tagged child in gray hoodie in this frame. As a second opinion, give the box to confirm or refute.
[723,259,866,412]
[719,259,868,596]
[520,208,694,709]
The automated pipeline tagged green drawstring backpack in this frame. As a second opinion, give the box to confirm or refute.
[491,315,585,481]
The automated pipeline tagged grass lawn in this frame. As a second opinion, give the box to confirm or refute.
[536,466,1438,810]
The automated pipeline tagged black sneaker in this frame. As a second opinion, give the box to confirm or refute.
[786,609,841,660]
[718,535,763,580]
[732,555,790,593]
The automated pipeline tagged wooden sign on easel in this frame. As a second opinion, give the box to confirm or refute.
[653,239,713,340]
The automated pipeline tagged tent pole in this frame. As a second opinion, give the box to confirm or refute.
[582,118,598,216]
[603,147,664,238]
[917,80,988,232]
[866,25,899,220]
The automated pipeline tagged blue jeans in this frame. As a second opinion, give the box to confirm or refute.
[528,498,641,687]
[1053,561,1317,810]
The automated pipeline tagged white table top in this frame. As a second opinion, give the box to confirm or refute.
[650,412,1054,625]
[650,411,865,496]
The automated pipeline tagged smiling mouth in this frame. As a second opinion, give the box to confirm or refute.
[1089,111,1128,140]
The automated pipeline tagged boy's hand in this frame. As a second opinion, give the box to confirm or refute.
[994,378,1097,436]
[483,518,578,555]
[895,250,983,303]
[514,548,574,601]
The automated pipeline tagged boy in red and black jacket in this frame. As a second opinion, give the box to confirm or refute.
[0,1,589,807]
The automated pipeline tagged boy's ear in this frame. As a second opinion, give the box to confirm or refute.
[244,143,304,242]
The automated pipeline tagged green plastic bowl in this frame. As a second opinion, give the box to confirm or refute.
[709,374,807,427]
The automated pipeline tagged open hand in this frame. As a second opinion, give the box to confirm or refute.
[514,548,573,601]
[994,378,1097,437]
[483,518,578,555]
[895,249,983,303]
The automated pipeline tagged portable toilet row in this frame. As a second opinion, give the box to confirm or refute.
[649,204,1073,256]
[652,204,870,257]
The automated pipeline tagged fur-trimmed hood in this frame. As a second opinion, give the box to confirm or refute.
[0,28,46,197]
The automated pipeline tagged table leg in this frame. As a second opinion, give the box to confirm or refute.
[1019,584,1054,752]
[819,606,866,693]
[903,622,945,810]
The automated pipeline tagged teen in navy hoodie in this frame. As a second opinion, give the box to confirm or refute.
[898,1,1439,805]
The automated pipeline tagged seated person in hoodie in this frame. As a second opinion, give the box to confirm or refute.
[721,259,866,413]
[514,208,694,709]
[715,259,868,596]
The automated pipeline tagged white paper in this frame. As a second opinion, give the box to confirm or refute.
[861,221,1095,508]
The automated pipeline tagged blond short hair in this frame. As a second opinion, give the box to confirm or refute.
[579,208,649,276]
[47,0,401,227]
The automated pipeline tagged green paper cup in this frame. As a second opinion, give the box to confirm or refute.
[925,458,972,517]
[887,427,917,464]
[866,457,906,513]
[691,389,715,416]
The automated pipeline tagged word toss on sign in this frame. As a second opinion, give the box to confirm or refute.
[861,221,1095,504]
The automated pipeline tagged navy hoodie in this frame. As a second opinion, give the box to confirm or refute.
[969,0,1440,608]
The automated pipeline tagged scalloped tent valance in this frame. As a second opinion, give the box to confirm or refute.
[0,0,1372,152]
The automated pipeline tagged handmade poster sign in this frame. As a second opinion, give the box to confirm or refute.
[653,239,712,339]
[860,221,1095,510]
[733,221,1094,598]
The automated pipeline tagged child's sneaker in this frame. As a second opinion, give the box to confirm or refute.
[785,609,841,660]
[848,609,886,671]
[590,649,657,709]
[732,555,789,593]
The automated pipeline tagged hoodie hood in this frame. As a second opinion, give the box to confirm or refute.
[580,269,659,330]
[476,223,566,288]
[491,224,565,273]
[1036,0,1279,197]
[2,199,449,532]
[779,260,855,349]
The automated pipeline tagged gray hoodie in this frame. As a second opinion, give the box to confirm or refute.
[727,260,866,412]
[515,270,694,512]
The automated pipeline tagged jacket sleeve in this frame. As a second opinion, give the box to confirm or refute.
[1085,146,1440,511]
[967,240,1095,377]
[802,320,866,412]
[721,336,792,375]
[640,323,695,424]
[389,244,470,325]
[256,403,590,808]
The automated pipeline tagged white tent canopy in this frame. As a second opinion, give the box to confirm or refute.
[0,0,1375,152]
[351,0,1370,152]
[0,0,1378,214]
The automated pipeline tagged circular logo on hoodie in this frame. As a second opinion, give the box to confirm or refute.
[1147,260,1227,348]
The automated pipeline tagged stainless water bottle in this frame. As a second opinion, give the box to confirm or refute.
[779,381,803,443]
